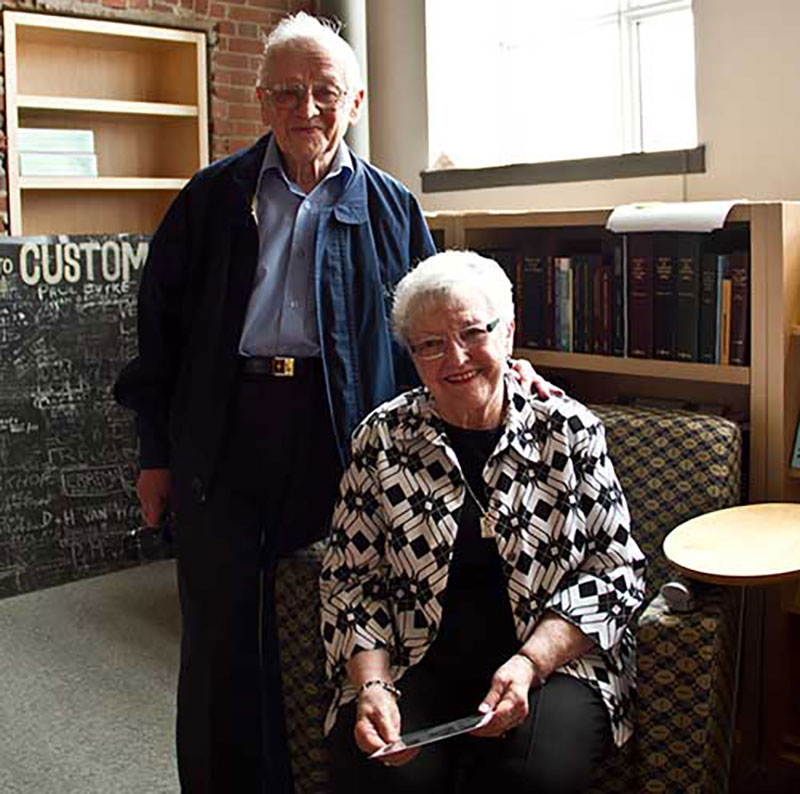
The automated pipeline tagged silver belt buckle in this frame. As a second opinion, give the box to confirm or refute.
[271,356,295,377]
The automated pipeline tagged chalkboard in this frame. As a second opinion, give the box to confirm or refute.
[0,234,153,598]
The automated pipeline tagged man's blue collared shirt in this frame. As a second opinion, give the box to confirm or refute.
[239,137,353,357]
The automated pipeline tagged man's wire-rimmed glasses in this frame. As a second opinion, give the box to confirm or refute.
[262,82,349,111]
[409,318,501,360]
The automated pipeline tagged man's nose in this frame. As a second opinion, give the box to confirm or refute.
[296,86,318,115]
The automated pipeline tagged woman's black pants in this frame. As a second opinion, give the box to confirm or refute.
[328,667,612,794]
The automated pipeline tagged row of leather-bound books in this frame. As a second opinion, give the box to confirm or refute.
[479,226,750,366]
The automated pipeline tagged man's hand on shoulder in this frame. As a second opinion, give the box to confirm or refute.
[508,357,563,400]
[137,468,171,527]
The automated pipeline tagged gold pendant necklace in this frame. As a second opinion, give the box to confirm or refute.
[462,477,494,539]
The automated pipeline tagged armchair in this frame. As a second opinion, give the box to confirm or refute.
[275,404,742,794]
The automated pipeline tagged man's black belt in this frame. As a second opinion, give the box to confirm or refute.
[239,355,315,378]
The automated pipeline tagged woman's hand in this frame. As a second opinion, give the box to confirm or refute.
[508,357,563,400]
[470,654,538,738]
[354,687,420,766]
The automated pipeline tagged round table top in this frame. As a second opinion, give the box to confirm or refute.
[662,502,800,585]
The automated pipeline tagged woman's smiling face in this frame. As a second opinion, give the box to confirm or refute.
[408,286,514,429]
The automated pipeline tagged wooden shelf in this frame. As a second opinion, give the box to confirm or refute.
[515,348,750,385]
[18,95,201,117]
[3,11,209,234]
[20,177,187,190]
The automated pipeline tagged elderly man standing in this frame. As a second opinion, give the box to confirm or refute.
[115,11,547,794]
[114,12,435,793]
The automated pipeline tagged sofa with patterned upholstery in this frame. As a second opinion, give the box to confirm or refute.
[275,404,743,794]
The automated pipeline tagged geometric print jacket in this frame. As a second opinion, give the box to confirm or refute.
[319,375,647,746]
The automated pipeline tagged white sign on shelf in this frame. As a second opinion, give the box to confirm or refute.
[606,200,747,233]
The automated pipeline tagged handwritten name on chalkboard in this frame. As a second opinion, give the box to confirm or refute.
[0,234,150,597]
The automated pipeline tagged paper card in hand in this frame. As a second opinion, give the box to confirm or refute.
[369,711,494,759]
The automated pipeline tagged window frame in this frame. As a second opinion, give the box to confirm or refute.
[422,0,702,192]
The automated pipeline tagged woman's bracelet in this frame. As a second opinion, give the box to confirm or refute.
[357,679,402,699]
[514,652,547,684]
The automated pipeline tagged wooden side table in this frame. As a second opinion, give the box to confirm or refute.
[664,503,800,791]
[664,503,800,586]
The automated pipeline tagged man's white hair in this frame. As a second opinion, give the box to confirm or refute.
[258,12,363,92]
[392,250,515,347]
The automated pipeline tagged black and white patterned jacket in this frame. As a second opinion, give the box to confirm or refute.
[319,375,647,746]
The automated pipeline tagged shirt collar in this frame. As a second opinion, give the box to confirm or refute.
[257,135,353,197]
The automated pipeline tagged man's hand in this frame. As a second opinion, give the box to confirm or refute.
[354,688,420,766]
[470,654,538,738]
[137,468,171,527]
[508,357,562,400]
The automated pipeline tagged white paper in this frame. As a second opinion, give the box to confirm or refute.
[606,200,745,233]
[19,152,98,177]
[18,128,95,153]
[369,710,494,758]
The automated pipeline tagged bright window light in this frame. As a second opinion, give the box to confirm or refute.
[425,0,697,170]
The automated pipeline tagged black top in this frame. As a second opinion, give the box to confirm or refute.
[420,422,518,678]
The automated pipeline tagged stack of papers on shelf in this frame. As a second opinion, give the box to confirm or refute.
[18,128,97,177]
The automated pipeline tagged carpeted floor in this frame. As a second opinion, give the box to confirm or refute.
[0,560,180,793]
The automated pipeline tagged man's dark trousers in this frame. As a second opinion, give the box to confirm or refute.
[173,359,341,793]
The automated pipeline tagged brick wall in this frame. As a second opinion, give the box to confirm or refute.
[0,0,320,233]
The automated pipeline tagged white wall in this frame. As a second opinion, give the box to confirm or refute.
[365,0,800,212]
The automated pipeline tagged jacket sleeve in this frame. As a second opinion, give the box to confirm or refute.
[544,414,647,651]
[113,184,194,468]
[319,425,395,685]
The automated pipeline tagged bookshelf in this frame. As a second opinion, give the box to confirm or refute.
[3,11,209,235]
[428,202,800,787]
[426,202,800,506]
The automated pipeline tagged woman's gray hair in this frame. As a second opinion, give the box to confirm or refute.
[392,250,515,346]
[257,12,363,92]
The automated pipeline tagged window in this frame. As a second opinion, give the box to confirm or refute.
[425,0,697,172]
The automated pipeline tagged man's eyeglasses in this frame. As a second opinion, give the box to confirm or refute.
[263,82,349,111]
[409,318,501,360]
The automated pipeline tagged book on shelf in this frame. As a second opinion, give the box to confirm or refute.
[18,127,95,153]
[698,251,720,364]
[572,254,589,353]
[543,255,556,350]
[729,251,750,365]
[627,233,654,358]
[554,257,573,352]
[592,255,612,355]
[518,253,546,349]
[791,413,800,470]
[611,241,626,357]
[674,234,702,362]
[653,234,677,360]
[19,151,98,177]
[476,247,518,338]
[720,268,733,365]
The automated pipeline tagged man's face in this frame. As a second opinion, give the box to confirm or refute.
[258,39,363,184]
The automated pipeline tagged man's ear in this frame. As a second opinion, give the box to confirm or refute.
[348,88,366,126]
[256,86,272,128]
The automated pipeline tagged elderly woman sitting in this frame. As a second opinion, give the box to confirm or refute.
[319,250,646,794]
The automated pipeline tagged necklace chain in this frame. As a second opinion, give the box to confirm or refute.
[462,476,487,515]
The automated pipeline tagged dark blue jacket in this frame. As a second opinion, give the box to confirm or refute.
[114,134,435,506]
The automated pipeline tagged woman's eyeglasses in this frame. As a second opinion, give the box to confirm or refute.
[409,318,501,360]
